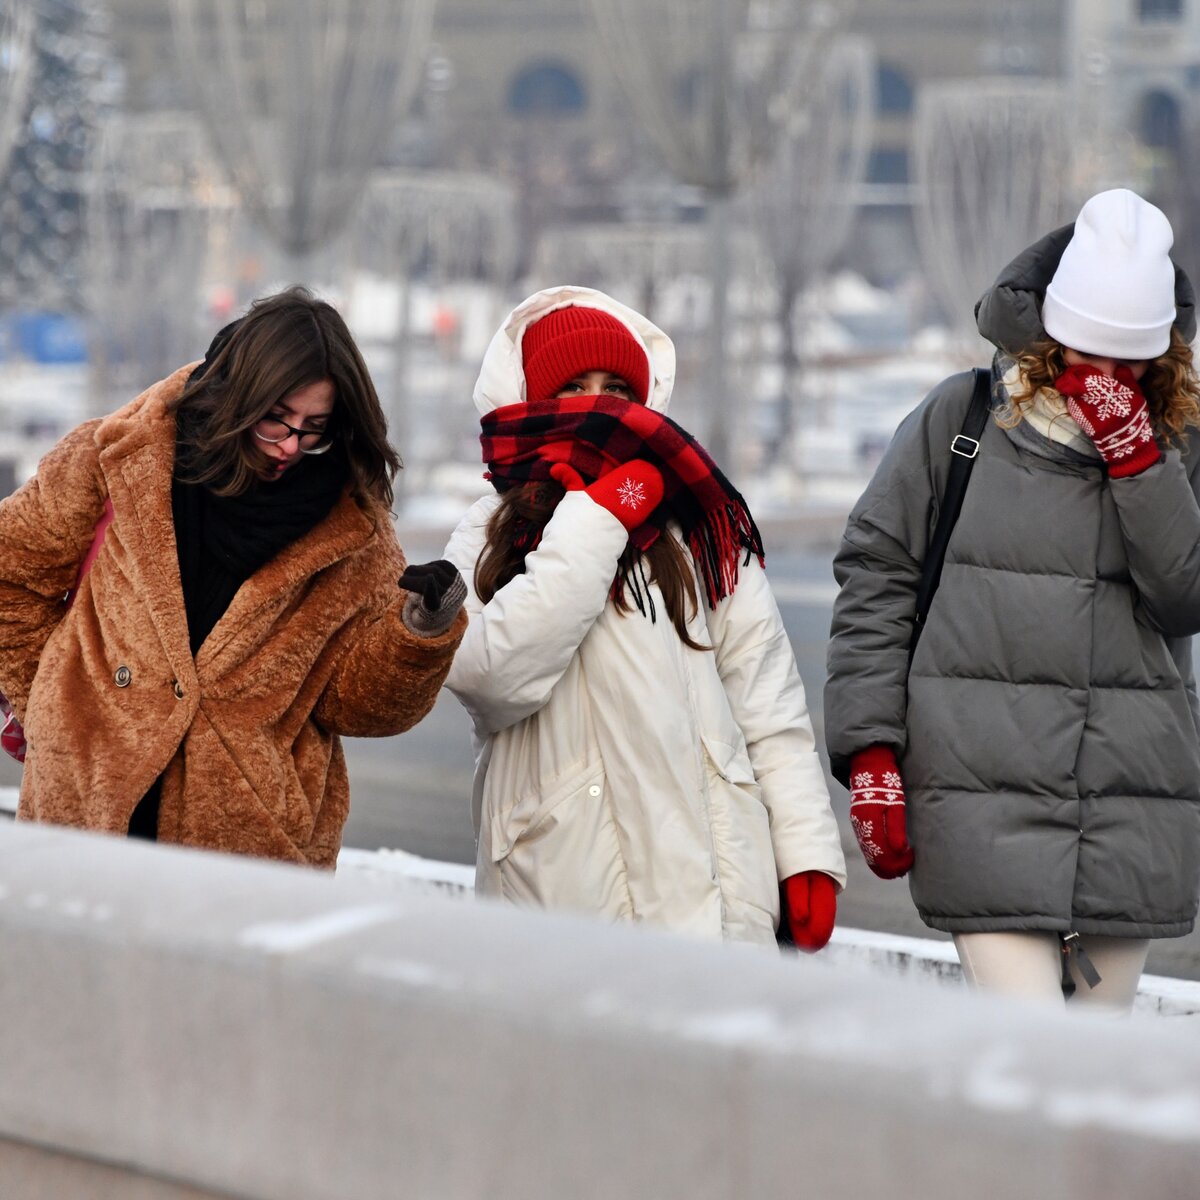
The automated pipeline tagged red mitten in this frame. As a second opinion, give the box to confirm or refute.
[549,459,664,532]
[1053,363,1161,478]
[781,870,837,953]
[849,746,914,879]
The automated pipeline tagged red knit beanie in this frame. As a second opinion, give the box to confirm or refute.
[521,306,652,404]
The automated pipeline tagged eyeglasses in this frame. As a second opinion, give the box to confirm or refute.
[252,416,334,455]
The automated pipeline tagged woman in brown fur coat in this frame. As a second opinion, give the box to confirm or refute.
[0,287,467,865]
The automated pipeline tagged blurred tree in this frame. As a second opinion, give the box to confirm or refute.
[170,0,436,266]
[348,169,518,498]
[84,112,215,415]
[747,36,875,458]
[586,0,842,466]
[0,0,115,313]
[0,2,34,185]
[913,78,1074,348]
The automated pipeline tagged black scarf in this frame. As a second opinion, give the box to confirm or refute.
[172,417,347,654]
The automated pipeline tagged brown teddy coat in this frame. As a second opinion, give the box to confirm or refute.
[0,365,466,865]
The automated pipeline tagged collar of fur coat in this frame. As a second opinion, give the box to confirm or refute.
[92,365,383,675]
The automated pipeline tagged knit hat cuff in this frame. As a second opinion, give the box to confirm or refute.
[1042,289,1173,361]
[521,306,653,404]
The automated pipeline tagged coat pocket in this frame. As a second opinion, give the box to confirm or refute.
[488,758,603,861]
[701,734,778,925]
[485,759,633,918]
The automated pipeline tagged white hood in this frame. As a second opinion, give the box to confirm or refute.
[472,285,677,416]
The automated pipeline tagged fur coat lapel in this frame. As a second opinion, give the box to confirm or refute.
[94,365,377,681]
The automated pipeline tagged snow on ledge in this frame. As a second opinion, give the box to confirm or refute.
[335,844,1200,1019]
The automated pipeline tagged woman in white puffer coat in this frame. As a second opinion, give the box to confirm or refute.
[442,285,845,949]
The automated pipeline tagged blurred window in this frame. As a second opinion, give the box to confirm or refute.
[876,64,913,114]
[1139,0,1183,19]
[1140,89,1182,149]
[508,62,587,115]
[867,148,909,184]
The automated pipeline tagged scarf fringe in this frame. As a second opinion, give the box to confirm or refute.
[686,501,765,609]
[613,548,659,621]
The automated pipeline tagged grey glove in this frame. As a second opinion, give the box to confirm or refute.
[399,559,466,637]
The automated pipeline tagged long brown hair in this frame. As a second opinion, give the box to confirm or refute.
[475,481,711,651]
[1002,328,1200,444]
[169,286,401,506]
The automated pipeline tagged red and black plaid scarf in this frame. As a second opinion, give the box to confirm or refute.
[480,395,764,608]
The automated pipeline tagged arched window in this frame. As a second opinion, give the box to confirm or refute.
[1139,0,1183,20]
[876,64,913,115]
[1140,89,1182,150]
[507,62,586,116]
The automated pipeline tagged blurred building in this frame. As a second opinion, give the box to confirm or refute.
[103,0,1200,285]
[1066,0,1200,267]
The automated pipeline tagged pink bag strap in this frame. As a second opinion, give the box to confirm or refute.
[72,498,114,595]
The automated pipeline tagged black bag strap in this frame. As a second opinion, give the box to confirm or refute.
[910,367,992,656]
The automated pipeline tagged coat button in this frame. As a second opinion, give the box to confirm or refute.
[114,666,131,688]
[172,681,184,700]
[588,784,601,797]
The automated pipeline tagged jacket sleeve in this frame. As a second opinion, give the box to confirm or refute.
[443,490,629,735]
[705,553,847,887]
[824,374,973,786]
[314,525,466,738]
[1109,436,1200,637]
[0,420,106,718]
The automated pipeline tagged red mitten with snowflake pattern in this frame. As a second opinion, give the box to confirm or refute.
[849,745,914,880]
[1053,363,1161,478]
[549,459,664,532]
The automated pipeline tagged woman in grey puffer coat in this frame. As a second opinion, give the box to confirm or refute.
[825,188,1200,1013]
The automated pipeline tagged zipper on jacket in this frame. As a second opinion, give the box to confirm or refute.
[681,644,722,890]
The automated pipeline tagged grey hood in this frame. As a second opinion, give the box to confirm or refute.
[974,222,1197,355]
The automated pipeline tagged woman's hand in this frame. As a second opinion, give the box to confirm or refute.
[399,559,467,637]
[1054,363,1161,478]
[548,459,664,532]
[781,870,837,952]
[848,745,914,879]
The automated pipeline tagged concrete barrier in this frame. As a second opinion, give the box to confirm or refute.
[3,820,1200,1199]
[339,843,1200,1020]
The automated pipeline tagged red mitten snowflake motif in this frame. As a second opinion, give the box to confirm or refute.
[848,746,913,880]
[552,459,665,532]
[1054,363,1160,478]
[850,769,900,864]
[616,475,649,511]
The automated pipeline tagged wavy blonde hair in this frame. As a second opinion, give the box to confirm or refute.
[1000,328,1200,445]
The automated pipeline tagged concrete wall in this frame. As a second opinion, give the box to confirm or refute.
[3,819,1200,1199]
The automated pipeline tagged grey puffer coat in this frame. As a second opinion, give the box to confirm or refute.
[825,225,1200,938]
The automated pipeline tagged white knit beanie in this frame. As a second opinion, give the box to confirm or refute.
[1041,188,1176,360]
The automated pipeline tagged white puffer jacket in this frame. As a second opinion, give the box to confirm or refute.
[444,286,845,945]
